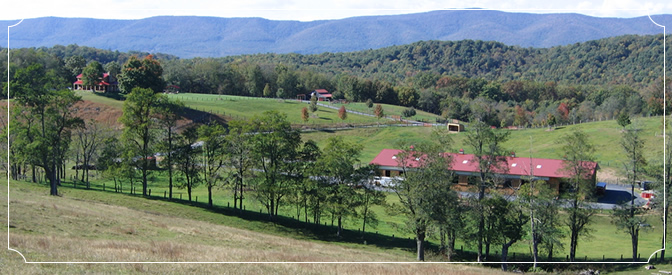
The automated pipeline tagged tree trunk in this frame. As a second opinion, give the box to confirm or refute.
[337,216,342,237]
[632,227,639,260]
[234,182,239,209]
[362,209,367,235]
[501,244,510,271]
[208,185,213,208]
[477,178,486,262]
[416,231,426,261]
[439,227,446,256]
[239,178,245,211]
[569,198,578,262]
[447,232,456,261]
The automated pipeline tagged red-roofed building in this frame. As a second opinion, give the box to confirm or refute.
[370,148,598,193]
[311,89,333,101]
[73,72,119,93]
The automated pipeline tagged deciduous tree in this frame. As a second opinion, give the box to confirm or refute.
[338,106,347,120]
[464,120,510,262]
[199,123,228,208]
[374,104,384,124]
[118,55,165,93]
[314,136,363,237]
[154,96,183,200]
[11,63,83,195]
[174,126,201,201]
[119,87,161,196]
[81,61,104,88]
[390,140,455,261]
[250,111,301,218]
[558,130,597,262]
[226,119,255,211]
[614,124,647,260]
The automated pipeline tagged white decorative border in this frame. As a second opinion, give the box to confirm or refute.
[4,8,668,266]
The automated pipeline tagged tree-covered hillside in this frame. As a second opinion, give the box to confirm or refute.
[2,34,670,128]
[217,35,668,88]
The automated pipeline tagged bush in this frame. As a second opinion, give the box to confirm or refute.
[402,107,416,118]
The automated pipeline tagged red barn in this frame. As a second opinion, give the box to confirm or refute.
[311,89,333,101]
[370,148,599,193]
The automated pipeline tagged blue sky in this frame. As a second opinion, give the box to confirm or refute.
[1,0,671,21]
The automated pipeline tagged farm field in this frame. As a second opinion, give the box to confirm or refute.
[74,91,666,171]
[9,90,671,273]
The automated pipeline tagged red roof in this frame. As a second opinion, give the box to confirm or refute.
[370,149,598,179]
[314,89,330,94]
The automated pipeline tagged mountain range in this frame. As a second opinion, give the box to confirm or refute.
[2,10,671,58]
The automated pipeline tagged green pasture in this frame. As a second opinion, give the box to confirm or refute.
[303,115,666,171]
[329,101,444,123]
[166,93,386,125]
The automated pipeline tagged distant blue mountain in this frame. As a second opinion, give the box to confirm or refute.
[2,10,670,58]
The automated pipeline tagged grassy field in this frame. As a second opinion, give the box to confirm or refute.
[328,101,444,123]
[76,90,666,170]
[5,174,670,274]
[59,168,668,263]
[3,179,507,274]
[165,93,389,125]
[303,115,666,170]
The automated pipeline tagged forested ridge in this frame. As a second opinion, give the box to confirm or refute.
[2,34,670,127]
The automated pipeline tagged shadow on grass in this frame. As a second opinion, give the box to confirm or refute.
[146,194,417,251]
[179,106,228,125]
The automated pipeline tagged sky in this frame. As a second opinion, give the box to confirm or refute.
[1,0,672,22]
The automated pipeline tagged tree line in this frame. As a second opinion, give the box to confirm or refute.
[3,34,670,129]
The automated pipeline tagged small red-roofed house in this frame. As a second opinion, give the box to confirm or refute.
[370,148,598,193]
[73,72,119,93]
[311,89,333,101]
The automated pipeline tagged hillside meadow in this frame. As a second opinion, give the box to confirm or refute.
[2,180,504,274]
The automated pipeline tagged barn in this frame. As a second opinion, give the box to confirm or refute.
[370,148,599,193]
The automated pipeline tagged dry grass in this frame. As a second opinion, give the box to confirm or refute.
[2,181,504,274]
